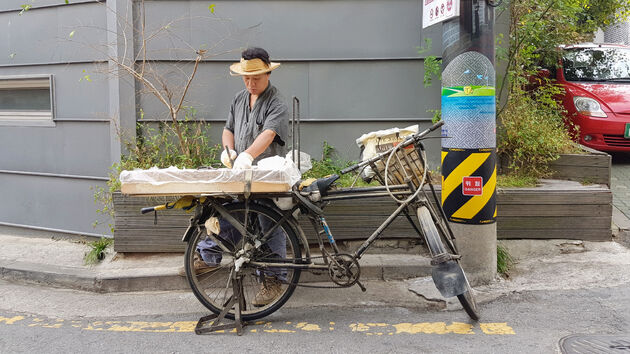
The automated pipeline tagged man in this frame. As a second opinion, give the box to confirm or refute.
[184,47,289,307]
[222,47,288,168]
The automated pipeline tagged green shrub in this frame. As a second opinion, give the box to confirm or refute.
[84,237,113,265]
[302,142,377,188]
[496,173,538,188]
[496,0,630,178]
[497,91,575,176]
[93,108,220,233]
[121,108,219,171]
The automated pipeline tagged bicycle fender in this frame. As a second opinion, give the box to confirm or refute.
[292,191,324,215]
[431,260,467,298]
[284,214,311,263]
[181,217,196,243]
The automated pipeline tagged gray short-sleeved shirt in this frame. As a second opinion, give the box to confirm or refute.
[225,83,288,163]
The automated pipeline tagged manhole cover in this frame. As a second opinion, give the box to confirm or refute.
[560,334,630,353]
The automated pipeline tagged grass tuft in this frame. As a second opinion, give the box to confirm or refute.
[497,174,538,188]
[497,243,514,278]
[84,237,113,265]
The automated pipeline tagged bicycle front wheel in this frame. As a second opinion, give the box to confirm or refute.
[417,206,480,321]
[457,280,479,321]
[185,202,302,321]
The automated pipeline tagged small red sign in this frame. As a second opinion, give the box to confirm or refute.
[462,176,483,196]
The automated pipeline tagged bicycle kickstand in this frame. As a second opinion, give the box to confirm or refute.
[194,272,247,336]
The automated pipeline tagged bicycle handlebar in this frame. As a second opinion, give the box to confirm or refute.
[141,207,155,214]
[141,204,167,214]
[340,120,444,175]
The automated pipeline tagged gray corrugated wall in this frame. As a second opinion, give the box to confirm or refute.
[133,0,444,162]
[0,0,452,237]
[0,1,120,236]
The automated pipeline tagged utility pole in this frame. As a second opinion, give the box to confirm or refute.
[440,0,497,284]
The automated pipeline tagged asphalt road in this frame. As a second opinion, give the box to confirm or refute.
[1,277,629,354]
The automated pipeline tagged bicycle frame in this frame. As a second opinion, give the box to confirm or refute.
[192,142,453,275]
[171,120,478,322]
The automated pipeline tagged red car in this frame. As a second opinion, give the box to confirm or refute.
[549,43,630,152]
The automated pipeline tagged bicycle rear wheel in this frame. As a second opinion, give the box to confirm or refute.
[185,202,302,321]
[416,206,480,321]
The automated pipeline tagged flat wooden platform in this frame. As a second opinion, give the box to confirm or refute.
[121,181,290,196]
[119,167,292,196]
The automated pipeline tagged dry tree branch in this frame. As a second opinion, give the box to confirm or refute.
[175,50,206,116]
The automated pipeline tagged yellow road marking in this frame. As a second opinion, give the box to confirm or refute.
[0,316,25,325]
[264,329,295,333]
[393,322,474,335]
[295,322,321,331]
[0,313,516,335]
[480,323,515,335]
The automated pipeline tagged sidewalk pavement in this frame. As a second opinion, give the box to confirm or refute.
[1,205,629,305]
[0,232,433,293]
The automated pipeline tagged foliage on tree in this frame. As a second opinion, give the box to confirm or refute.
[497,0,630,175]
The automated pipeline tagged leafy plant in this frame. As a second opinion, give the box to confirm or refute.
[497,173,538,188]
[18,4,32,15]
[427,108,441,124]
[496,0,630,177]
[92,107,220,233]
[418,38,442,123]
[119,107,220,174]
[418,38,442,87]
[497,91,575,176]
[497,243,514,278]
[84,237,113,265]
[302,142,377,187]
[423,55,442,88]
[83,1,225,235]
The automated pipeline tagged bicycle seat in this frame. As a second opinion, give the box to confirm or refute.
[301,174,339,197]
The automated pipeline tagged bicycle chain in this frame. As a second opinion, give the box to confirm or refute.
[241,254,362,289]
[282,278,355,289]
[284,255,361,289]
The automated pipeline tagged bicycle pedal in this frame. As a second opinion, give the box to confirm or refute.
[356,281,367,292]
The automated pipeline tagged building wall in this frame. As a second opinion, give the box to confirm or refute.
[0,0,447,236]
[0,1,115,236]
[604,22,630,45]
[133,0,444,160]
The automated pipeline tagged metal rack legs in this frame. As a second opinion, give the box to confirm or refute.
[194,272,246,336]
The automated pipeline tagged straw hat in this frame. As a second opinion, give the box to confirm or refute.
[229,58,281,76]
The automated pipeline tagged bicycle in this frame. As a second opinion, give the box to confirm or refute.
[141,120,479,324]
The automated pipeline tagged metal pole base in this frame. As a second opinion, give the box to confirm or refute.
[194,274,247,336]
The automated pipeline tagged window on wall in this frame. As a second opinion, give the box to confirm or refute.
[0,75,54,126]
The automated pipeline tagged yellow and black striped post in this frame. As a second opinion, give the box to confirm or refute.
[439,0,497,282]
[441,148,496,224]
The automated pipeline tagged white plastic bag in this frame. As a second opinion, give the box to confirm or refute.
[256,155,302,187]
[355,124,419,179]
[285,150,312,174]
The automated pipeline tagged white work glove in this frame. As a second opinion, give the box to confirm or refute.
[220,148,237,168]
[232,152,254,169]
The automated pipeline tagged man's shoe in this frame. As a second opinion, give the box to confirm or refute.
[251,277,283,307]
[178,254,217,277]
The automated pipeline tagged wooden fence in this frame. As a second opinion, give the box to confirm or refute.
[113,178,612,252]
